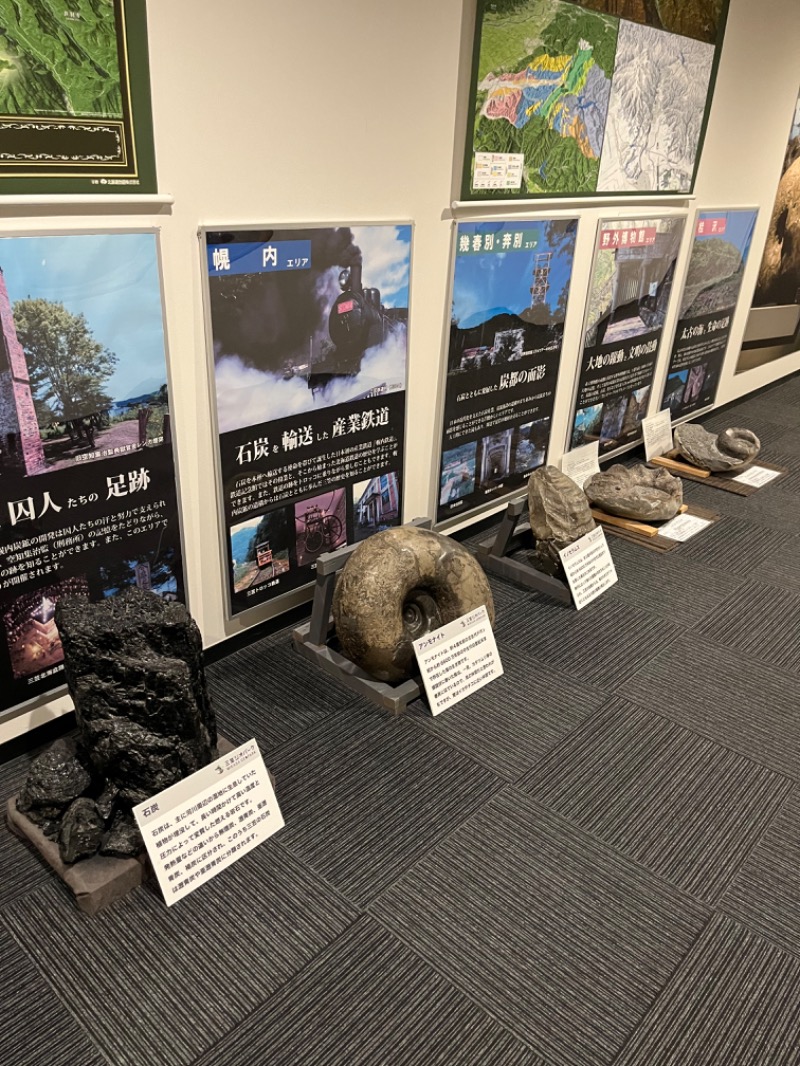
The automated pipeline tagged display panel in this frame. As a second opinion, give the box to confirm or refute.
[661,209,758,420]
[203,224,411,619]
[748,87,800,351]
[0,1,156,194]
[461,0,728,200]
[436,217,577,523]
[0,231,182,717]
[568,215,686,456]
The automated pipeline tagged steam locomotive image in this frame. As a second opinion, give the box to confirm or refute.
[299,261,405,392]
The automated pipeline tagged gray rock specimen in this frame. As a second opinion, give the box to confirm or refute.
[15,590,218,864]
[333,526,495,684]
[527,465,595,575]
[584,463,683,521]
[674,424,761,472]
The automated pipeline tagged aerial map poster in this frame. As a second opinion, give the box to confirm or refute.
[661,209,758,421]
[0,231,182,718]
[569,214,686,455]
[462,0,729,199]
[203,224,411,619]
[0,1,156,193]
[437,217,577,523]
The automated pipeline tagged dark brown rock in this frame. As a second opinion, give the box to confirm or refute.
[584,463,683,521]
[527,466,595,575]
[333,526,494,684]
[674,424,761,472]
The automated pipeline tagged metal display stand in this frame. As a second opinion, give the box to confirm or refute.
[475,498,572,604]
[292,518,433,715]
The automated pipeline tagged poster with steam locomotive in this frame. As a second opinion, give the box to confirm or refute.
[203,224,411,619]
[569,215,686,458]
[437,218,577,523]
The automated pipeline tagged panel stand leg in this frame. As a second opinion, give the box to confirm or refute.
[475,498,572,604]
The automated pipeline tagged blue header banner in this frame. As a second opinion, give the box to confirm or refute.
[207,240,312,276]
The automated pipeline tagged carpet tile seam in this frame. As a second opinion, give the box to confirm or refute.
[0,909,117,1066]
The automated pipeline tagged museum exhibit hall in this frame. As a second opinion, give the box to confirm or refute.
[2,2,800,1064]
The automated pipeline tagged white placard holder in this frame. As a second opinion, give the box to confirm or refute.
[134,738,284,906]
[733,465,783,488]
[558,527,618,610]
[413,604,503,716]
[658,512,713,541]
[561,441,601,488]
[642,410,674,461]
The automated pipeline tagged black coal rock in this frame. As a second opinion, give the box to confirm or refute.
[17,741,91,814]
[100,810,144,859]
[59,798,106,864]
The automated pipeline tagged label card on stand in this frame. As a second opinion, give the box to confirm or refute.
[642,410,674,461]
[414,605,503,716]
[134,739,284,907]
[558,527,618,610]
[658,513,713,541]
[733,465,783,488]
[561,441,600,489]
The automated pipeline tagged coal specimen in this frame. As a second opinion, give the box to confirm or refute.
[528,466,595,575]
[584,464,683,521]
[59,798,106,864]
[14,590,218,865]
[674,424,761,472]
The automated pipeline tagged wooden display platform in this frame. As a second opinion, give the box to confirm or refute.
[650,453,788,496]
[292,520,431,715]
[6,736,237,914]
[475,497,572,603]
[595,503,721,553]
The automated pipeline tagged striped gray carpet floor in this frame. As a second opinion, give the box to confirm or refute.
[2,371,800,1065]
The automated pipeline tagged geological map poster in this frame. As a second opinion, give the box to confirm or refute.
[569,215,686,455]
[0,231,181,718]
[437,217,577,523]
[203,225,411,619]
[0,1,156,193]
[661,209,758,420]
[462,0,728,199]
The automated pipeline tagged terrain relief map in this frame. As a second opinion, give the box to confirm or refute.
[0,0,122,119]
[469,0,722,196]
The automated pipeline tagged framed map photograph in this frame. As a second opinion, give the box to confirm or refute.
[461,0,729,200]
[0,0,156,193]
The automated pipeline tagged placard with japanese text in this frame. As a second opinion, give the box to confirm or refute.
[437,218,577,523]
[0,231,182,717]
[202,225,411,618]
[569,216,686,458]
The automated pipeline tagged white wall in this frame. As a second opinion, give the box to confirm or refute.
[2,0,800,745]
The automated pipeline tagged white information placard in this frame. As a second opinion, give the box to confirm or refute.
[134,739,284,907]
[733,465,782,488]
[642,410,674,461]
[558,526,617,610]
[413,604,503,716]
[561,441,600,489]
[472,151,524,190]
[658,513,713,542]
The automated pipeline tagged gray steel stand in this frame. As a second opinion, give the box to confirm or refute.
[292,518,433,715]
[475,497,573,604]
